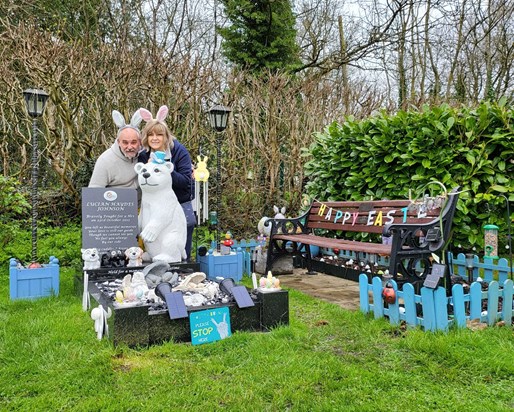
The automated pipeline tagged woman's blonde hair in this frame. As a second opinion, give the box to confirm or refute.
[141,120,175,151]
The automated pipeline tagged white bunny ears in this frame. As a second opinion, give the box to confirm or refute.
[112,110,142,138]
[139,105,169,122]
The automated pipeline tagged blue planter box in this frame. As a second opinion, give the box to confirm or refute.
[9,257,60,300]
[197,248,244,281]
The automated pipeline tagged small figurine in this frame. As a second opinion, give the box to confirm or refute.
[223,232,234,247]
[91,305,112,339]
[100,253,111,268]
[110,250,126,267]
[130,271,148,298]
[125,246,144,267]
[195,155,210,182]
[81,248,101,270]
[257,205,286,237]
[115,290,124,304]
[259,271,280,289]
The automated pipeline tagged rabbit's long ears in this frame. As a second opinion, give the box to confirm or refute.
[112,110,126,128]
[130,110,143,128]
[112,109,142,137]
[139,105,169,122]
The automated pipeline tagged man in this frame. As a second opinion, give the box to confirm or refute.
[88,110,142,189]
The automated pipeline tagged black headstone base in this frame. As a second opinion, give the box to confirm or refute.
[78,264,289,347]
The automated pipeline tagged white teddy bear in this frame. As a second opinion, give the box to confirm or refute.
[135,161,187,263]
[81,248,101,270]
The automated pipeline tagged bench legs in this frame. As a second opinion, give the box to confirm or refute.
[303,244,317,275]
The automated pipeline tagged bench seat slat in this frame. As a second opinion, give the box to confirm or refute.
[273,233,393,255]
[305,219,437,234]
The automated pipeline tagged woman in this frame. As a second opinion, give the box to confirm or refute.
[138,106,195,261]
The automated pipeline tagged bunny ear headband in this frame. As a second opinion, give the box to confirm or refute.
[112,110,143,138]
[139,105,169,123]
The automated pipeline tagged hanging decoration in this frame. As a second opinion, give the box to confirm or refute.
[194,155,210,224]
[407,181,448,217]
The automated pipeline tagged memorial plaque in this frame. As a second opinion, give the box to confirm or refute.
[425,227,441,242]
[82,188,138,254]
[423,263,446,289]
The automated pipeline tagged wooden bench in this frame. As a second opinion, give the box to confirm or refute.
[265,187,460,284]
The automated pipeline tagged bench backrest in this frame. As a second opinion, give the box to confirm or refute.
[307,198,446,235]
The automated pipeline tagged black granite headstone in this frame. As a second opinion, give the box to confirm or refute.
[82,187,138,254]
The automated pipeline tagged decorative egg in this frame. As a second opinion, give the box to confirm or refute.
[115,290,124,303]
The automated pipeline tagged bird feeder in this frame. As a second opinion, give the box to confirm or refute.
[483,224,499,259]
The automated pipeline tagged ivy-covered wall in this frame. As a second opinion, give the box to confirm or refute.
[303,100,514,252]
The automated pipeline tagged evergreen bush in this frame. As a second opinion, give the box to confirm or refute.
[303,100,514,252]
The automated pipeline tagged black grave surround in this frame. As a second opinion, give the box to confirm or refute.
[76,264,289,347]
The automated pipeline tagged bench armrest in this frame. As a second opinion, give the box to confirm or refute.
[383,187,460,253]
[266,209,311,237]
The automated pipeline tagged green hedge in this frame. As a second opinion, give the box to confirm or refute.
[303,100,514,252]
[0,222,82,268]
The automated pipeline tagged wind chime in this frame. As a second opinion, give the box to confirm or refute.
[194,155,210,225]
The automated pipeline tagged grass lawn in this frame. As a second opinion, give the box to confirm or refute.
[1,267,514,411]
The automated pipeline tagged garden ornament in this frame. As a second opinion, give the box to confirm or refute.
[81,248,101,270]
[135,160,187,263]
[382,285,396,305]
[258,205,287,237]
[91,305,112,340]
[125,246,144,267]
[194,155,210,224]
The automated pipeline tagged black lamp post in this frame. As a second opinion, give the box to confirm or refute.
[208,104,231,252]
[23,88,49,265]
[465,253,475,284]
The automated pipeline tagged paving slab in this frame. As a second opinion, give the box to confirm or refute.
[277,268,361,311]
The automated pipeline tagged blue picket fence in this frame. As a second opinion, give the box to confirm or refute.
[359,275,513,331]
[448,252,513,282]
[359,253,514,331]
